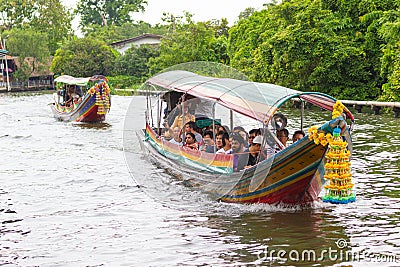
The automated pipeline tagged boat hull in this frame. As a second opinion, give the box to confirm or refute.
[50,92,109,123]
[137,127,326,205]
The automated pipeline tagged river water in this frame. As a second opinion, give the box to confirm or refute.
[1,93,399,266]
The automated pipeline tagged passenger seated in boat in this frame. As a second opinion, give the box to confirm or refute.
[169,127,183,146]
[217,125,230,135]
[230,133,249,172]
[64,85,82,108]
[276,128,289,152]
[215,131,225,151]
[164,104,195,137]
[248,128,261,146]
[64,86,75,108]
[202,130,216,153]
[246,135,265,167]
[238,130,249,148]
[216,132,231,154]
[233,126,245,133]
[183,121,203,147]
[183,132,198,150]
[292,130,305,143]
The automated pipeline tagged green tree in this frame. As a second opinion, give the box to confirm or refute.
[0,0,36,31]
[76,0,147,28]
[30,0,73,54]
[0,0,72,54]
[376,11,400,101]
[51,37,117,77]
[149,16,229,74]
[113,44,159,78]
[228,0,400,100]
[6,28,50,81]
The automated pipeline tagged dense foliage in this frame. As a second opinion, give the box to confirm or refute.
[228,0,400,100]
[0,0,399,101]
[51,37,116,77]
[0,0,72,54]
[76,0,146,27]
[149,14,230,75]
[6,29,50,81]
[113,44,160,79]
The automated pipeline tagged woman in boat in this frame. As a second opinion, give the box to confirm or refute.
[238,130,249,148]
[183,132,198,150]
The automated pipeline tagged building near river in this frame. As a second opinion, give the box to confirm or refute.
[110,33,162,55]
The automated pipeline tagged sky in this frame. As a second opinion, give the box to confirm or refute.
[62,0,268,35]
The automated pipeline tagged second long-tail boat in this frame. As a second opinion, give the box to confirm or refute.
[50,75,111,123]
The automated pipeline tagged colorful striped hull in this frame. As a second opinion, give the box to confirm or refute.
[50,93,109,123]
[140,125,327,205]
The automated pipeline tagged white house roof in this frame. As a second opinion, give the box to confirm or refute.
[110,33,162,47]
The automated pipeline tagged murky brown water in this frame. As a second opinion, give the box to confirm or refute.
[1,93,399,266]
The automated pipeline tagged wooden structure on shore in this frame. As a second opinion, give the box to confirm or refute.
[0,79,54,92]
[292,98,400,118]
[340,100,400,117]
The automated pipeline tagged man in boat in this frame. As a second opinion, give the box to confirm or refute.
[216,132,231,154]
[64,85,82,108]
[169,127,183,146]
[292,130,305,143]
[230,133,249,172]
[248,128,262,146]
[202,130,216,153]
[276,128,289,151]
[246,135,267,167]
[164,104,195,138]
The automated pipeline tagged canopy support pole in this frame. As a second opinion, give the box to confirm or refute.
[212,103,216,153]
[301,100,304,131]
[230,109,233,132]
[157,93,161,135]
[5,56,10,91]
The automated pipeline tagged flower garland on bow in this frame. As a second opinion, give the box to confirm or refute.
[308,100,356,204]
[88,81,111,115]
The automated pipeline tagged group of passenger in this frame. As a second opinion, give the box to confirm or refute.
[161,100,306,172]
[57,85,83,108]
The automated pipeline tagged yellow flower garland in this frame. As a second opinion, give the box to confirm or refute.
[87,81,111,115]
[310,100,356,204]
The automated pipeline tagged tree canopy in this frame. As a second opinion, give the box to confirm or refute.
[227,0,400,100]
[51,37,117,77]
[149,14,230,75]
[6,28,51,81]
[0,0,72,54]
[76,0,147,28]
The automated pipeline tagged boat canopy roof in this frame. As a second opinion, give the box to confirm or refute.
[54,75,108,86]
[147,70,354,123]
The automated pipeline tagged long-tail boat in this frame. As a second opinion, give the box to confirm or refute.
[50,75,111,122]
[136,70,355,205]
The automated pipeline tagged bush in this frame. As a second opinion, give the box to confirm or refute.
[107,75,142,94]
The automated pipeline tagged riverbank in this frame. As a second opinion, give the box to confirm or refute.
[2,87,400,118]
